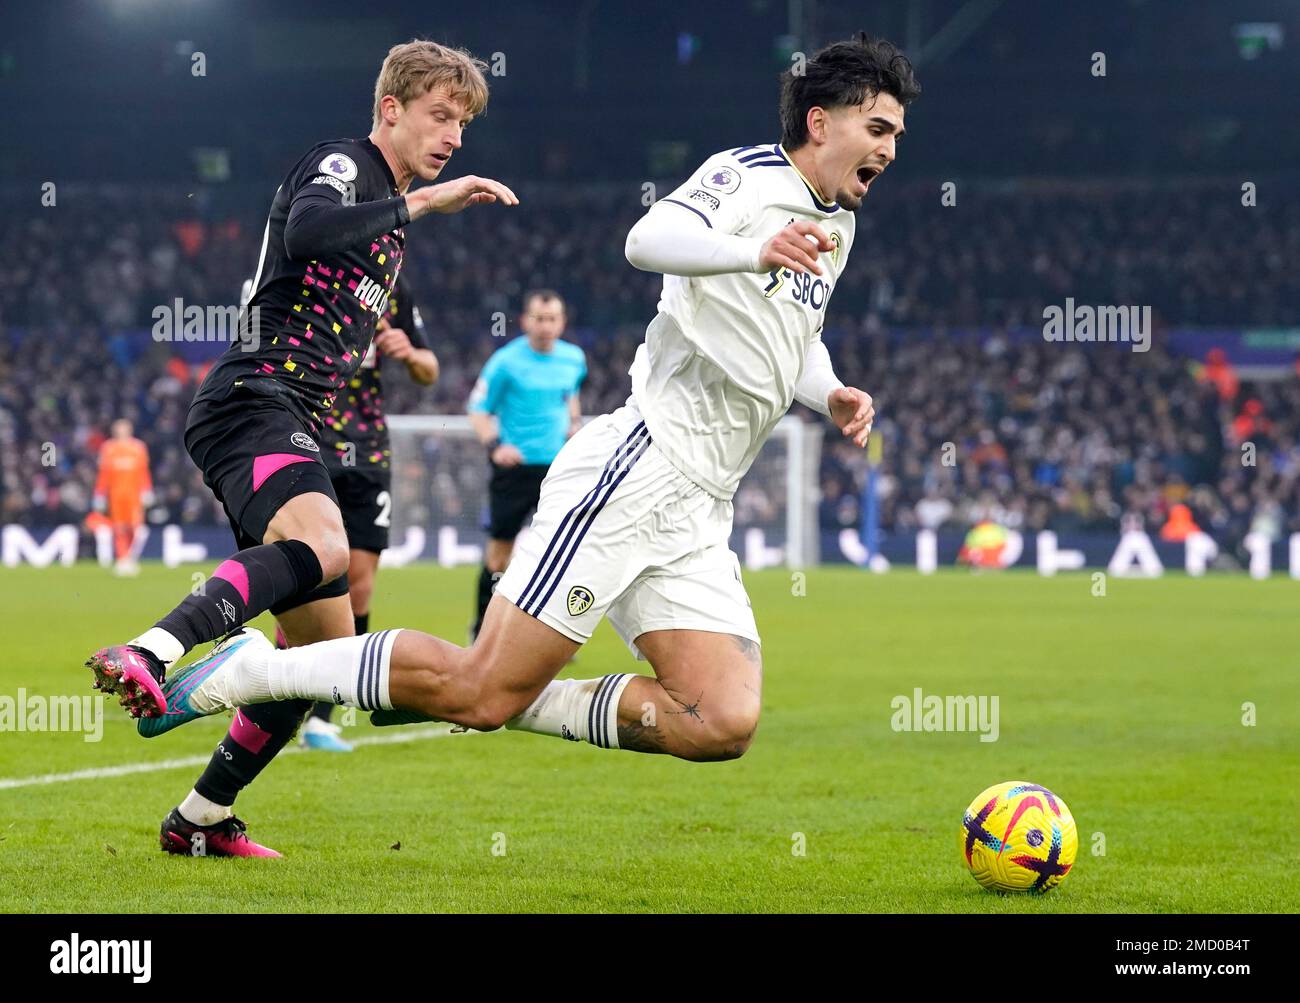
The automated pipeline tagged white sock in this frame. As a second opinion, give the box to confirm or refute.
[129,627,185,670]
[178,789,229,827]
[187,629,400,714]
[265,629,400,710]
[507,674,634,750]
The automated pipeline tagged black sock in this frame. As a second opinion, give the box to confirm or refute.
[193,699,312,807]
[156,540,322,654]
[473,566,499,636]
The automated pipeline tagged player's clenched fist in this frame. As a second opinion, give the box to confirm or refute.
[759,221,834,276]
[829,386,875,447]
[405,175,519,219]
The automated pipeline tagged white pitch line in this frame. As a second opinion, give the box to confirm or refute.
[0,725,460,791]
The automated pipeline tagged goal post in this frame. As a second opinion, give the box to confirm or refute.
[384,414,824,568]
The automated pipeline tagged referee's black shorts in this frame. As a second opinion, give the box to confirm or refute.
[486,462,549,541]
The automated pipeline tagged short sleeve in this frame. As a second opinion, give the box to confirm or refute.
[572,349,587,393]
[468,352,507,414]
[407,303,430,349]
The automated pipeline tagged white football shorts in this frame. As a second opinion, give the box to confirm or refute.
[494,400,760,658]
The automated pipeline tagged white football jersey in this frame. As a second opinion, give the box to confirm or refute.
[629,143,855,499]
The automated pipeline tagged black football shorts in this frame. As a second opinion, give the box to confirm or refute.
[331,467,392,554]
[184,388,349,612]
[486,462,549,541]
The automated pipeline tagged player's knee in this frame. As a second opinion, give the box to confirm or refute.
[695,700,761,762]
[461,682,534,732]
[349,588,372,618]
[459,706,505,732]
[306,531,350,583]
[349,575,374,614]
[457,665,532,731]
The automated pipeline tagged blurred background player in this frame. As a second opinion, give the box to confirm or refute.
[302,272,438,751]
[957,520,1009,570]
[92,419,154,576]
[467,290,585,640]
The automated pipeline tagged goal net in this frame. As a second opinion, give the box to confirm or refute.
[384,415,824,568]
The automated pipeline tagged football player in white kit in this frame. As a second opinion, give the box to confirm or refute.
[136,34,920,765]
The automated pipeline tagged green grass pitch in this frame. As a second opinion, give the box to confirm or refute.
[0,563,1295,913]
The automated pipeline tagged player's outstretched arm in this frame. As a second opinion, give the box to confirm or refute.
[284,191,412,260]
[624,204,763,276]
[283,176,517,260]
[625,147,833,277]
[405,175,518,220]
[625,212,832,278]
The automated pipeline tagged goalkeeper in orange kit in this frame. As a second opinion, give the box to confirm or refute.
[93,419,154,576]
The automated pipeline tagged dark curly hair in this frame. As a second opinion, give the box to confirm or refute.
[780,33,920,150]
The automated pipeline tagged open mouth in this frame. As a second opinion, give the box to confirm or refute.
[856,165,882,186]
[430,152,450,168]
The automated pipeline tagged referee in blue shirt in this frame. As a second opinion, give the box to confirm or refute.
[468,289,586,639]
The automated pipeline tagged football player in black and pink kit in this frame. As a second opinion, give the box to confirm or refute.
[86,39,514,857]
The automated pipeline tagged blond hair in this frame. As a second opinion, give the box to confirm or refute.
[372,40,489,128]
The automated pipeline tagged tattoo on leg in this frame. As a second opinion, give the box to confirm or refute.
[730,634,761,666]
[666,690,705,723]
[731,634,763,697]
[617,718,669,754]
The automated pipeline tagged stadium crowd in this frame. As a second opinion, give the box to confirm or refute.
[1,180,1297,556]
